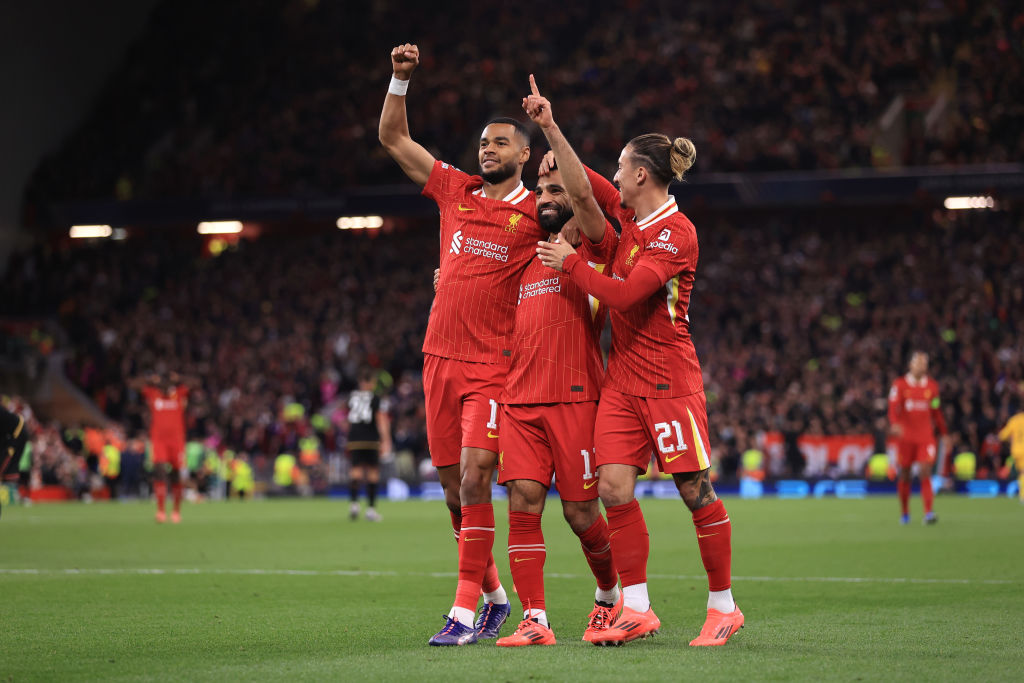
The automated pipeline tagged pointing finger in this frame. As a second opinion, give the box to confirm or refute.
[529,74,540,97]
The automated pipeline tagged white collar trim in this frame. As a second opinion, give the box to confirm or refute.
[472,181,530,204]
[635,196,679,230]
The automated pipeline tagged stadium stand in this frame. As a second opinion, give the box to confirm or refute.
[3,204,1021,489]
[21,0,1024,213]
[5,0,1023,496]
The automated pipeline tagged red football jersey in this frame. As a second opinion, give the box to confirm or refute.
[422,161,546,364]
[584,168,704,398]
[502,224,619,404]
[888,374,948,442]
[142,385,188,442]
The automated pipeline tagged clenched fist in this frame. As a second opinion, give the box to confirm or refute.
[391,43,420,79]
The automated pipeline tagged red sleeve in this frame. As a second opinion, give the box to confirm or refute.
[578,220,619,262]
[887,381,903,424]
[141,386,157,404]
[584,165,622,218]
[564,254,663,311]
[422,160,471,204]
[637,221,696,284]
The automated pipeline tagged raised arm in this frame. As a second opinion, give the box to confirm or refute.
[538,152,620,218]
[378,43,436,187]
[523,76,605,244]
[536,238,663,311]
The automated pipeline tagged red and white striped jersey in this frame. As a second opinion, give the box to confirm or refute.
[422,160,545,364]
[586,168,704,398]
[502,224,618,404]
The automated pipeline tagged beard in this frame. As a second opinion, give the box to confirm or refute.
[480,158,518,184]
[538,203,573,234]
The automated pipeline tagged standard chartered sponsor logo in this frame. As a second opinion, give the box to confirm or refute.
[462,237,509,262]
[520,276,561,299]
[450,230,464,255]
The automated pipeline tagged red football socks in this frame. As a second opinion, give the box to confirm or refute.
[454,503,495,611]
[171,482,183,513]
[452,507,500,593]
[920,475,934,514]
[605,499,649,587]
[508,511,546,612]
[576,515,618,591]
[692,500,732,592]
[898,479,911,515]
[154,480,167,512]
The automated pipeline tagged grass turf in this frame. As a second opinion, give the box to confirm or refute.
[1,495,1021,681]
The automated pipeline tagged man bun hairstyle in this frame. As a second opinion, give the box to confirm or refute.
[627,133,697,184]
[485,117,532,147]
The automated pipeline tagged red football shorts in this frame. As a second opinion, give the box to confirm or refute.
[497,401,600,502]
[151,439,185,469]
[896,440,936,469]
[594,388,712,474]
[423,353,507,468]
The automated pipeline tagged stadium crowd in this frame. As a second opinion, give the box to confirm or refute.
[2,203,1021,486]
[22,0,1024,210]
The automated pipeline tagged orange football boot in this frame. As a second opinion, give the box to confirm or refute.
[495,619,556,647]
[594,605,661,646]
[155,510,167,524]
[171,510,181,524]
[583,594,624,643]
[689,605,744,646]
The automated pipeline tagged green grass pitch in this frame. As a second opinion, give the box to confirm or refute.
[2,495,1022,681]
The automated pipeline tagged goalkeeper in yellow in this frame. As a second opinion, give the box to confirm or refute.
[998,411,1024,502]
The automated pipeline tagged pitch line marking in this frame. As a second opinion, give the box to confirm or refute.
[0,568,1013,585]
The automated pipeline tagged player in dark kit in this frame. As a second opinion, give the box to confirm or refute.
[346,369,393,522]
[380,43,546,645]
[0,405,29,520]
[537,90,743,646]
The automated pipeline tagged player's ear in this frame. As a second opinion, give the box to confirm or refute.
[636,166,648,186]
[519,144,531,165]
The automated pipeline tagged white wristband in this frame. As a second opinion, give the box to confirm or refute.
[388,76,410,96]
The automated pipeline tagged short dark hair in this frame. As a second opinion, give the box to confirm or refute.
[484,117,531,147]
[358,368,375,384]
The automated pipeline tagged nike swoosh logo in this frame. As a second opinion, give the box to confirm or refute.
[664,452,684,462]
[513,557,536,563]
[487,432,499,439]
[458,204,475,212]
[583,480,598,489]
[697,533,718,539]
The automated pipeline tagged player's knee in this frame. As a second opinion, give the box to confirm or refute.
[507,481,545,513]
[562,500,599,535]
[597,478,630,507]
[459,470,492,504]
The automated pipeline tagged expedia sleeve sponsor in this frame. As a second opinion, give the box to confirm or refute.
[649,239,679,254]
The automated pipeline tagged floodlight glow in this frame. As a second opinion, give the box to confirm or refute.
[336,215,384,230]
[69,225,113,239]
[197,221,243,234]
[943,196,994,210]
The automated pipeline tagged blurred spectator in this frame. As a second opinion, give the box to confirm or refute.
[4,201,1022,484]
[21,0,1024,214]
